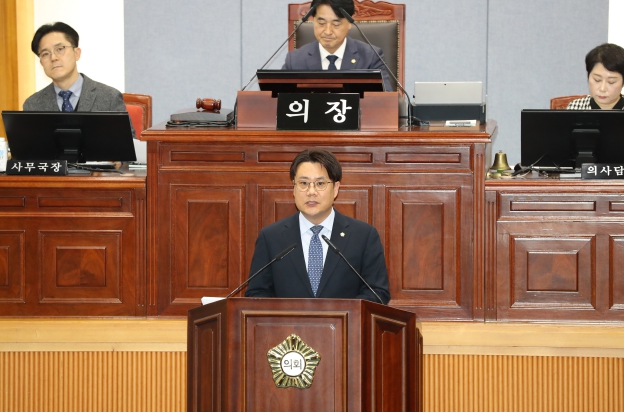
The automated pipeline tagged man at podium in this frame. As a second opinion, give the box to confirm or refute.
[245,148,390,304]
[282,0,393,92]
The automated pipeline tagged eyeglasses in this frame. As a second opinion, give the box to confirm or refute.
[294,180,333,191]
[39,45,74,62]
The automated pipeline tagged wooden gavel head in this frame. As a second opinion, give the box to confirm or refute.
[196,98,221,111]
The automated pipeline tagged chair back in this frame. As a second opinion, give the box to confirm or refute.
[123,93,153,137]
[550,95,587,110]
[288,1,405,92]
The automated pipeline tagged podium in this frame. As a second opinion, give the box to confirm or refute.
[187,297,422,412]
[237,71,400,129]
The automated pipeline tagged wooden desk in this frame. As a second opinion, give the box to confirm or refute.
[0,170,147,316]
[142,123,496,318]
[485,175,624,322]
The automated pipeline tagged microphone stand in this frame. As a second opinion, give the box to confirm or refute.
[322,235,385,305]
[234,5,317,125]
[241,5,317,91]
[338,7,418,126]
[226,243,297,298]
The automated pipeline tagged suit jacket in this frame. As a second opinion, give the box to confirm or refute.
[282,37,393,92]
[245,210,390,304]
[23,74,135,137]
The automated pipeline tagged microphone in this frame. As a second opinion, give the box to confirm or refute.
[321,235,385,305]
[241,5,317,91]
[226,243,297,298]
[338,7,419,126]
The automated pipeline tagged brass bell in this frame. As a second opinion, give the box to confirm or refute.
[490,150,511,172]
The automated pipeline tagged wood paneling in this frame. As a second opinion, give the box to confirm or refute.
[423,355,624,412]
[0,173,147,316]
[0,0,18,136]
[0,0,34,133]
[1,351,621,412]
[187,298,420,412]
[486,179,624,322]
[1,320,622,411]
[0,351,186,412]
[143,125,495,318]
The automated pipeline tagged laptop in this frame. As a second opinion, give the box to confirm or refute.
[413,82,483,105]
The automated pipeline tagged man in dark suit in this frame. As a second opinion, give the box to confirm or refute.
[245,148,390,304]
[23,22,135,137]
[283,0,393,92]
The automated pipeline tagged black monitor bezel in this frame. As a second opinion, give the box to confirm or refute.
[1,111,137,163]
[521,109,624,171]
[256,69,385,97]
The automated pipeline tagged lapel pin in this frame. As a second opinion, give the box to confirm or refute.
[351,59,356,64]
[341,232,345,237]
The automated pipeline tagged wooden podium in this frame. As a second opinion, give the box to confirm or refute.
[187,297,422,412]
[237,72,400,129]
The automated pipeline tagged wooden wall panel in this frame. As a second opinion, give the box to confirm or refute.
[0,352,186,412]
[1,351,621,412]
[0,0,18,136]
[167,185,244,309]
[423,355,624,412]
[610,236,624,310]
[146,129,494,318]
[387,188,462,311]
[488,184,624,322]
[0,179,146,317]
[0,232,24,302]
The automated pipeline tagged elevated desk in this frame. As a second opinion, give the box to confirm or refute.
[142,122,496,319]
[0,169,147,316]
[486,174,624,322]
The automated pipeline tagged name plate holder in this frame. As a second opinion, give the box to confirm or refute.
[237,90,399,130]
[581,163,624,179]
[276,93,360,130]
[6,160,68,175]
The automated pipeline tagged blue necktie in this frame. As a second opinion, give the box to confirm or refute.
[308,225,324,296]
[58,90,74,112]
[327,55,338,71]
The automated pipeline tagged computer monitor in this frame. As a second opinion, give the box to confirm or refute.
[521,110,624,170]
[1,111,137,163]
[256,69,385,97]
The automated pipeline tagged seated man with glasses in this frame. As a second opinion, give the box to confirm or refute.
[23,22,134,136]
[245,148,390,304]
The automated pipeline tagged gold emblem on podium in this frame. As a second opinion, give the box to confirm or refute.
[267,334,321,389]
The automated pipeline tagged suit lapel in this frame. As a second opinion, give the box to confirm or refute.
[305,42,323,70]
[340,38,360,70]
[281,214,315,296]
[41,84,61,111]
[316,211,351,296]
[77,74,95,112]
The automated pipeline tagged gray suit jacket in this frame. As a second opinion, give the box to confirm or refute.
[282,37,393,92]
[23,74,135,138]
[23,74,126,112]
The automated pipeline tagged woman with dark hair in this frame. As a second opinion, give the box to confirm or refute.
[567,43,624,110]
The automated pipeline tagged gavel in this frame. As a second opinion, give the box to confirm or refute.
[196,98,221,111]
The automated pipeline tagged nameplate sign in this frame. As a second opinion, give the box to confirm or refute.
[581,163,624,179]
[276,93,359,130]
[6,160,68,175]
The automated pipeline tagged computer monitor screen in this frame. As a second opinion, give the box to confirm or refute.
[1,111,136,163]
[257,69,385,97]
[521,110,624,170]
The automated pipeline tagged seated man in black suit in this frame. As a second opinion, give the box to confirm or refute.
[245,148,390,304]
[282,0,393,92]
